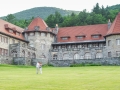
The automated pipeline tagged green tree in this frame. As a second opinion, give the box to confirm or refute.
[46,14,55,28]
[5,14,16,23]
[92,3,101,14]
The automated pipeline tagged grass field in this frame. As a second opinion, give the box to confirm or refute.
[0,65,120,90]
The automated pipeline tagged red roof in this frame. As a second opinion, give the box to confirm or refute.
[57,24,108,43]
[106,12,120,36]
[27,17,48,31]
[0,19,25,40]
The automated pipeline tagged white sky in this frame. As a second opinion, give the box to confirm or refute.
[0,0,120,17]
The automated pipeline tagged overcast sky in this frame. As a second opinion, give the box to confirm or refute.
[0,0,120,17]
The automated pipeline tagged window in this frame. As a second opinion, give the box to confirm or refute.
[0,48,2,55]
[29,40,34,47]
[96,53,103,58]
[116,51,120,57]
[63,53,69,60]
[80,55,84,59]
[99,43,103,47]
[76,36,84,40]
[28,52,31,58]
[92,35,99,38]
[74,53,79,59]
[41,40,46,50]
[0,36,2,42]
[12,39,15,44]
[108,40,111,46]
[5,37,8,43]
[21,50,25,57]
[41,33,46,36]
[62,37,68,40]
[29,32,34,36]
[53,54,57,60]
[108,52,111,57]
[40,55,45,59]
[9,29,13,33]
[88,44,92,48]
[116,39,120,45]
[32,53,36,58]
[16,32,20,36]
[85,53,91,59]
[41,44,45,50]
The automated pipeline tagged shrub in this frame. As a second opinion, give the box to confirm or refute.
[70,63,101,67]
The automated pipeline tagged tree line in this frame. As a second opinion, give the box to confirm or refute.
[4,3,120,28]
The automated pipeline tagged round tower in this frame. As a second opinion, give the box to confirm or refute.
[105,13,120,58]
[23,17,55,64]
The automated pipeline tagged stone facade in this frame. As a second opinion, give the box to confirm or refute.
[1,13,120,66]
[106,35,120,57]
[49,58,120,67]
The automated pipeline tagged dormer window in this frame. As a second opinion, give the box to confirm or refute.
[91,31,101,39]
[9,29,13,33]
[62,37,68,40]
[61,36,70,40]
[76,36,84,39]
[16,32,20,36]
[92,35,99,38]
[76,35,85,40]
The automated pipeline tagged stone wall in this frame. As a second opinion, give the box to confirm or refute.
[13,57,47,66]
[49,57,120,67]
[13,57,31,65]
[106,35,120,57]
[27,32,54,63]
[0,55,13,64]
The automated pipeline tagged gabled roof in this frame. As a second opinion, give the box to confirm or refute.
[0,19,25,41]
[75,32,86,37]
[91,31,101,36]
[27,17,48,31]
[57,24,108,43]
[106,12,120,36]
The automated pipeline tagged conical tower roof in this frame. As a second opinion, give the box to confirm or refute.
[106,12,120,36]
[27,17,48,31]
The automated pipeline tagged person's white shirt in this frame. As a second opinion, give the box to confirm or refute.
[36,62,40,68]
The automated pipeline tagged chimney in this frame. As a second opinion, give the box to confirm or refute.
[55,24,59,34]
[108,19,111,30]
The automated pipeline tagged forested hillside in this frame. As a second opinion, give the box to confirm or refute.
[1,3,120,28]
[107,4,120,10]
[45,3,120,27]
[2,7,80,20]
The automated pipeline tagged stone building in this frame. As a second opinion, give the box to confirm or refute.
[0,12,120,65]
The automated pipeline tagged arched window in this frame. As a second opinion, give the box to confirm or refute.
[108,40,111,46]
[80,55,84,59]
[96,52,103,58]
[32,53,36,58]
[63,53,69,60]
[74,53,79,59]
[41,44,45,50]
[85,53,91,59]
[40,55,46,59]
[53,54,57,60]
[28,52,31,58]
[21,50,25,57]
[40,40,46,50]
[29,40,34,47]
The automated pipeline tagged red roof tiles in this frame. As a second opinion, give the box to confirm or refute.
[106,12,120,36]
[57,24,108,43]
[0,19,25,40]
[27,17,48,31]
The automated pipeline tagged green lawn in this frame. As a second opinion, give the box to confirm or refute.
[0,65,120,90]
